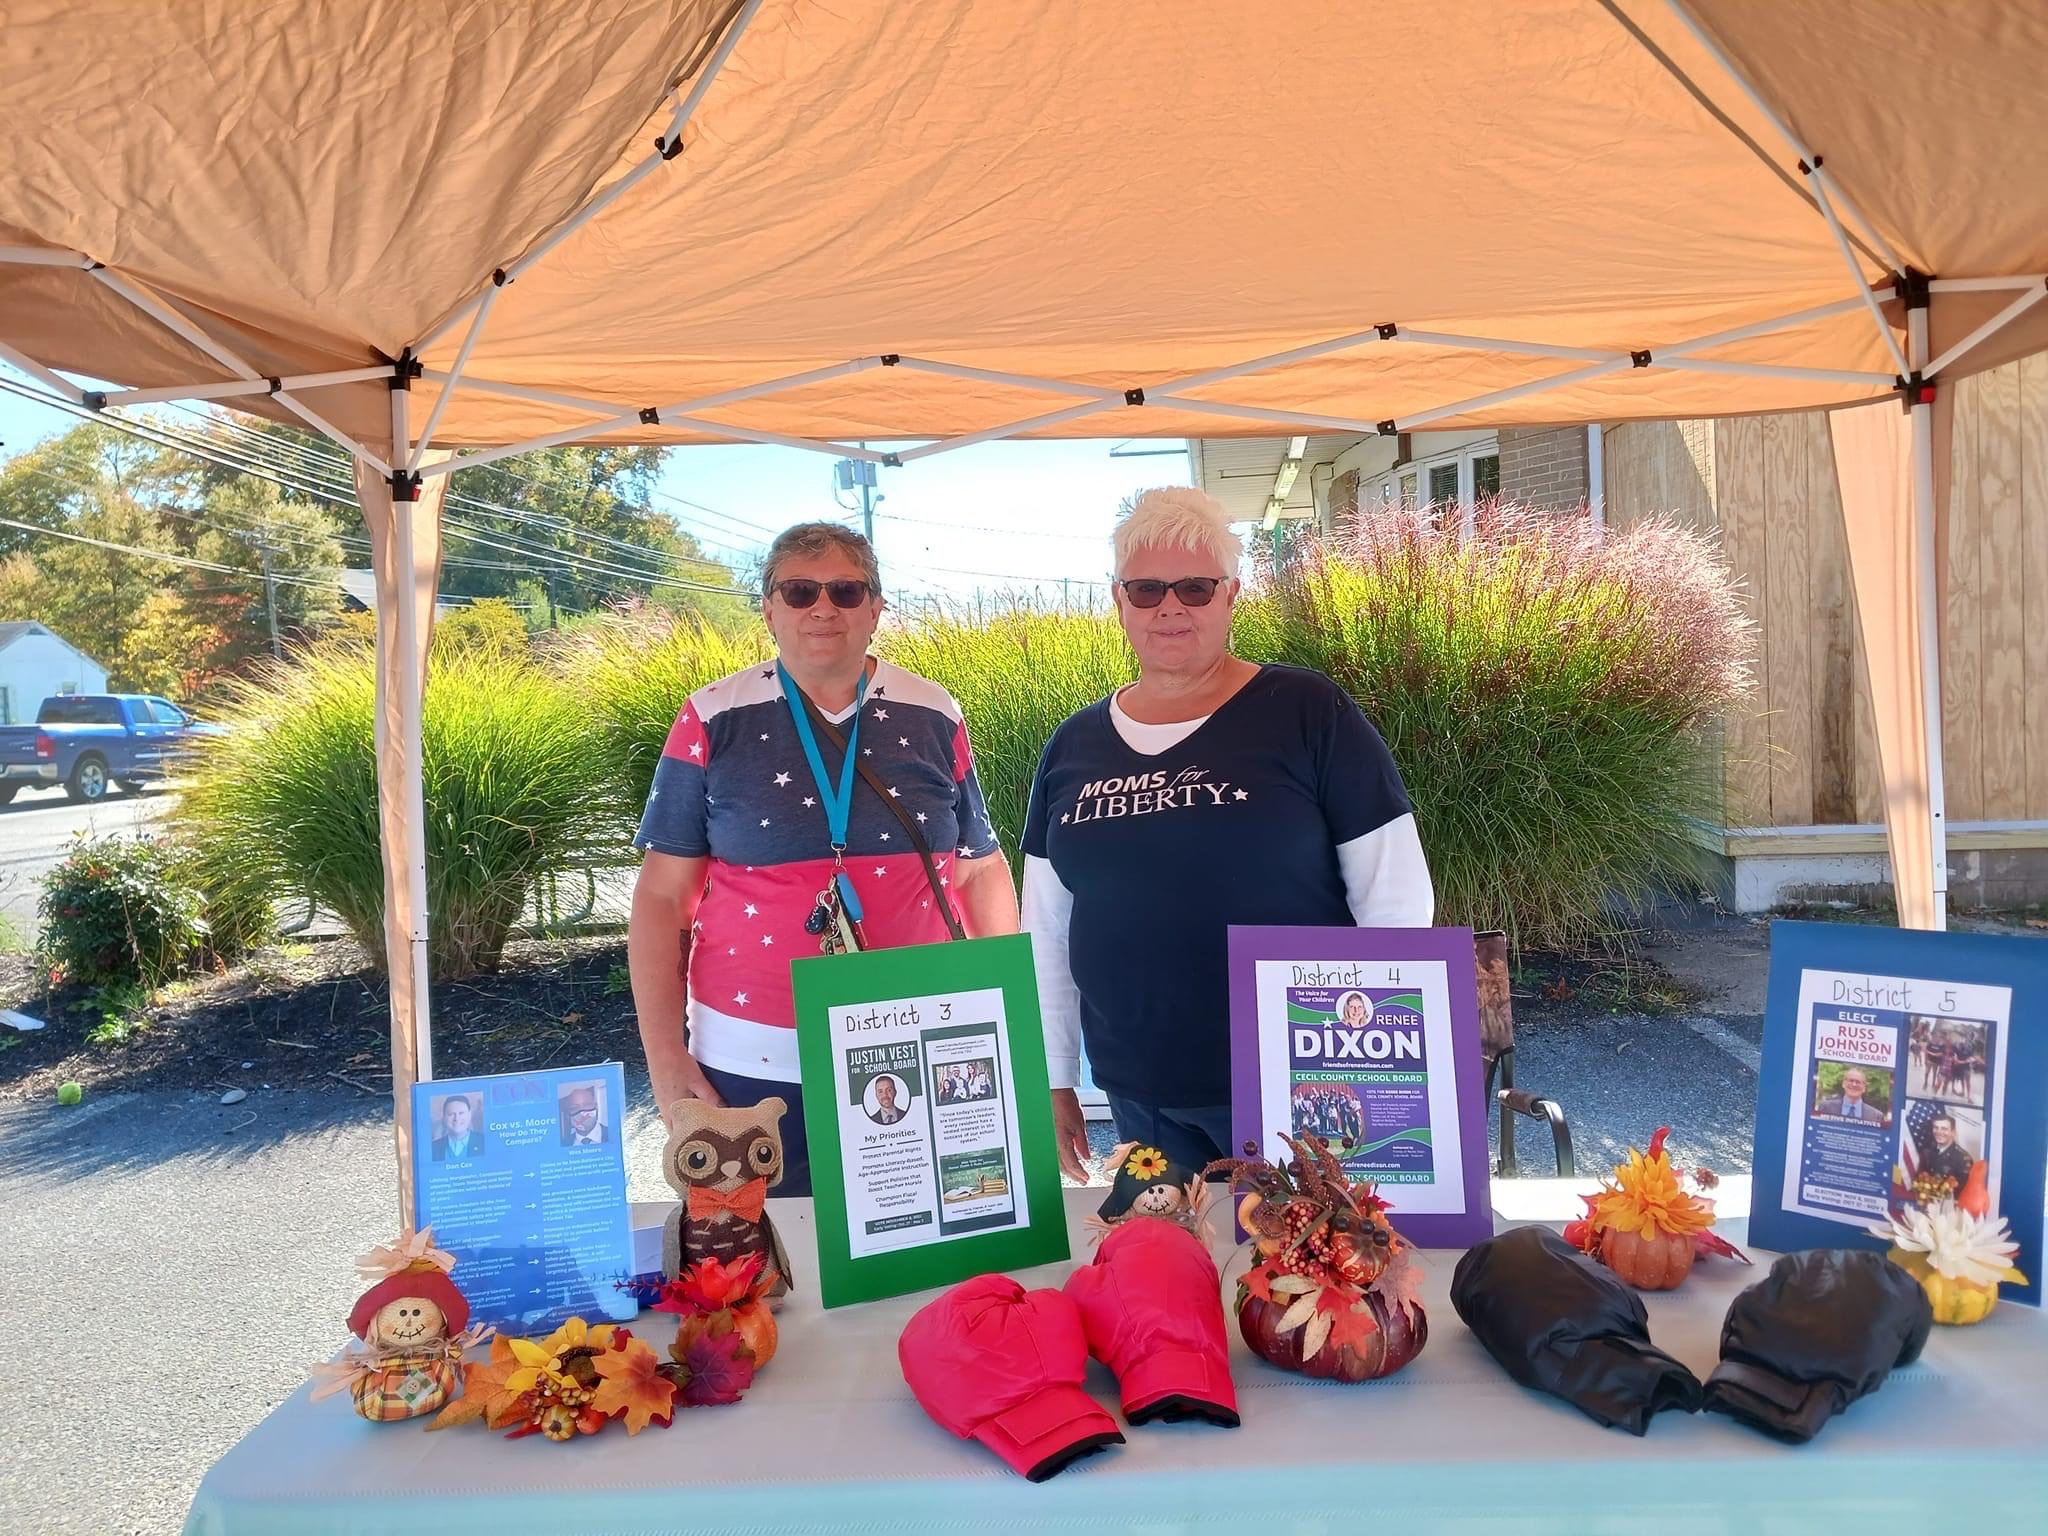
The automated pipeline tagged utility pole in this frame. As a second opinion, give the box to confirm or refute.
[543,569,558,629]
[258,534,281,659]
[833,451,880,543]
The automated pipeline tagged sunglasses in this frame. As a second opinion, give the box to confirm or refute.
[1119,576,1225,609]
[771,577,874,609]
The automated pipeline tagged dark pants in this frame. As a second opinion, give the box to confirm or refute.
[700,1064,813,1198]
[1104,1093,1234,1173]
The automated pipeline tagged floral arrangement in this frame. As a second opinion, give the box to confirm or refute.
[1204,1133,1426,1381]
[1563,1127,1748,1289]
[431,1254,778,1442]
[1871,1199,2027,1326]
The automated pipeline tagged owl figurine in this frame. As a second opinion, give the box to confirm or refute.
[662,1096,793,1300]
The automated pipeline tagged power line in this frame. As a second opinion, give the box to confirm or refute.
[0,513,339,593]
[0,376,757,597]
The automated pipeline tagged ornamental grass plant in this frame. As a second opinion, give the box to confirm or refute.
[555,608,770,811]
[880,606,1134,854]
[180,647,617,980]
[1234,507,1752,950]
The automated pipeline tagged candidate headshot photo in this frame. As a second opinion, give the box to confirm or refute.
[430,1093,486,1161]
[557,1081,612,1147]
[1336,991,1372,1030]
[1810,1062,1893,1127]
[864,1072,910,1126]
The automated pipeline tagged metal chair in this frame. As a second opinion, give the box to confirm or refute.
[1475,930,1575,1177]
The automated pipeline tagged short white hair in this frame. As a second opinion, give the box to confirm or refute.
[1112,487,1242,579]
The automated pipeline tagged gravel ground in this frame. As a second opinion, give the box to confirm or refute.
[1,908,1784,1535]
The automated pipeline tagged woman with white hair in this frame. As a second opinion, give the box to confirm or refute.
[1021,487,1434,1178]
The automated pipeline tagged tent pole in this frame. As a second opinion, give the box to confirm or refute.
[1657,0,1904,274]
[1906,303,1948,930]
[0,244,96,268]
[103,365,397,407]
[389,385,437,1080]
[1805,166,1911,377]
[413,358,885,479]
[0,338,89,402]
[87,265,395,476]
[410,0,768,356]
[406,282,501,472]
[1924,283,2048,379]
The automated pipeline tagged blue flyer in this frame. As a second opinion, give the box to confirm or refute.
[1752,922,2046,1305]
[409,1062,638,1331]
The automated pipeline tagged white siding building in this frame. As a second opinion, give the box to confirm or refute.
[0,622,108,725]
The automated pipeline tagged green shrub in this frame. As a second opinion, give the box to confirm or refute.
[880,607,1135,858]
[557,608,769,811]
[434,597,530,662]
[181,648,618,980]
[38,835,208,988]
[1235,508,1751,949]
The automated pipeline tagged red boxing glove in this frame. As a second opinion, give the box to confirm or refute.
[1065,1218,1239,1427]
[898,1275,1124,1480]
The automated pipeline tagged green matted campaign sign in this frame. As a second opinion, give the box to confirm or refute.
[792,933,1069,1307]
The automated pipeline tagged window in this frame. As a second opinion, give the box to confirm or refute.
[1473,453,1501,500]
[147,698,187,725]
[38,695,119,724]
[1427,463,1459,506]
[1397,472,1417,509]
[0,686,10,725]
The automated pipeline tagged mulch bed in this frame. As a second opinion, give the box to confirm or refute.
[0,935,642,1103]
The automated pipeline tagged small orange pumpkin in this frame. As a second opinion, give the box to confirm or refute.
[1600,1226,1695,1290]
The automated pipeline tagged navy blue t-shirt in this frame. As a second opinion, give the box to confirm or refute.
[1022,664,1412,1108]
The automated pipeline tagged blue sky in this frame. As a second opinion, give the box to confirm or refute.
[0,375,1191,608]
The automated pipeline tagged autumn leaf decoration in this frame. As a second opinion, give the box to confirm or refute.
[591,1335,677,1434]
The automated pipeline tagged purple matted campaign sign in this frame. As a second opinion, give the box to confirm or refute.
[1229,926,1491,1247]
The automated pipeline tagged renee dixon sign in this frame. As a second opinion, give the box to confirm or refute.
[1230,927,1491,1248]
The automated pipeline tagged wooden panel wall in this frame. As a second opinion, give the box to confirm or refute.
[1604,358,2048,829]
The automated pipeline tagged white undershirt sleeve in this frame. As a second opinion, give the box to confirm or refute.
[1337,812,1436,927]
[1021,853,1083,1089]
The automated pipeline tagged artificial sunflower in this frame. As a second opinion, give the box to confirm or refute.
[1124,1146,1170,1180]
[1589,1139,1714,1239]
[503,1317,615,1394]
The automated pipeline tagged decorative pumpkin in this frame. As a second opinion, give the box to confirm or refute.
[731,1298,778,1369]
[1871,1199,2026,1325]
[1207,1133,1426,1383]
[1563,1127,1746,1288]
[1237,1281,1427,1381]
[1599,1225,1695,1291]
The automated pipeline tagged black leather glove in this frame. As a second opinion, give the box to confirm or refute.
[1451,1227,1702,1435]
[1703,1249,1932,1443]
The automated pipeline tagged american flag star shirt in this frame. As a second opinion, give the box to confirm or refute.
[635,657,1000,1080]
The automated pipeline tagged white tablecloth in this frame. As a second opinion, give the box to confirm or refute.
[183,1183,2047,1535]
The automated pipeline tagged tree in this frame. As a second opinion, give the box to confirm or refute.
[112,590,211,696]
[185,478,343,668]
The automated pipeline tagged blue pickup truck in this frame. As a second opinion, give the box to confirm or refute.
[0,694,222,803]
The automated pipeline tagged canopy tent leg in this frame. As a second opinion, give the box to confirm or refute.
[359,382,450,1226]
[1905,302,1949,929]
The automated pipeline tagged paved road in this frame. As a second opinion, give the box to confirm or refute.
[0,784,178,946]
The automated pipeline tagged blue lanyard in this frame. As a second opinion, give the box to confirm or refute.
[777,660,867,921]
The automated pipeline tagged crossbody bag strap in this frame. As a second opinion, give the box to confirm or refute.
[800,695,968,941]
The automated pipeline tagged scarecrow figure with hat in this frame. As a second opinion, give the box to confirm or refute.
[310,1229,491,1422]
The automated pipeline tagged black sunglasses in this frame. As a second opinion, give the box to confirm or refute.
[771,577,873,609]
[1119,576,1224,609]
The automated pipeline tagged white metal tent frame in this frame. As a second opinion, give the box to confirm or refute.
[4,0,2045,1197]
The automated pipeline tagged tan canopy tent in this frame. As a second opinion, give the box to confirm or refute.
[6,1,2045,1210]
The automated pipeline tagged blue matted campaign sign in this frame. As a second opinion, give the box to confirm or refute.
[410,1062,638,1331]
[1752,921,2045,1305]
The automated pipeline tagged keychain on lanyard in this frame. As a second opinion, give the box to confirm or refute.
[779,660,867,953]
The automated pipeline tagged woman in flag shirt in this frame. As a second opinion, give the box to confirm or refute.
[629,523,1017,1195]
